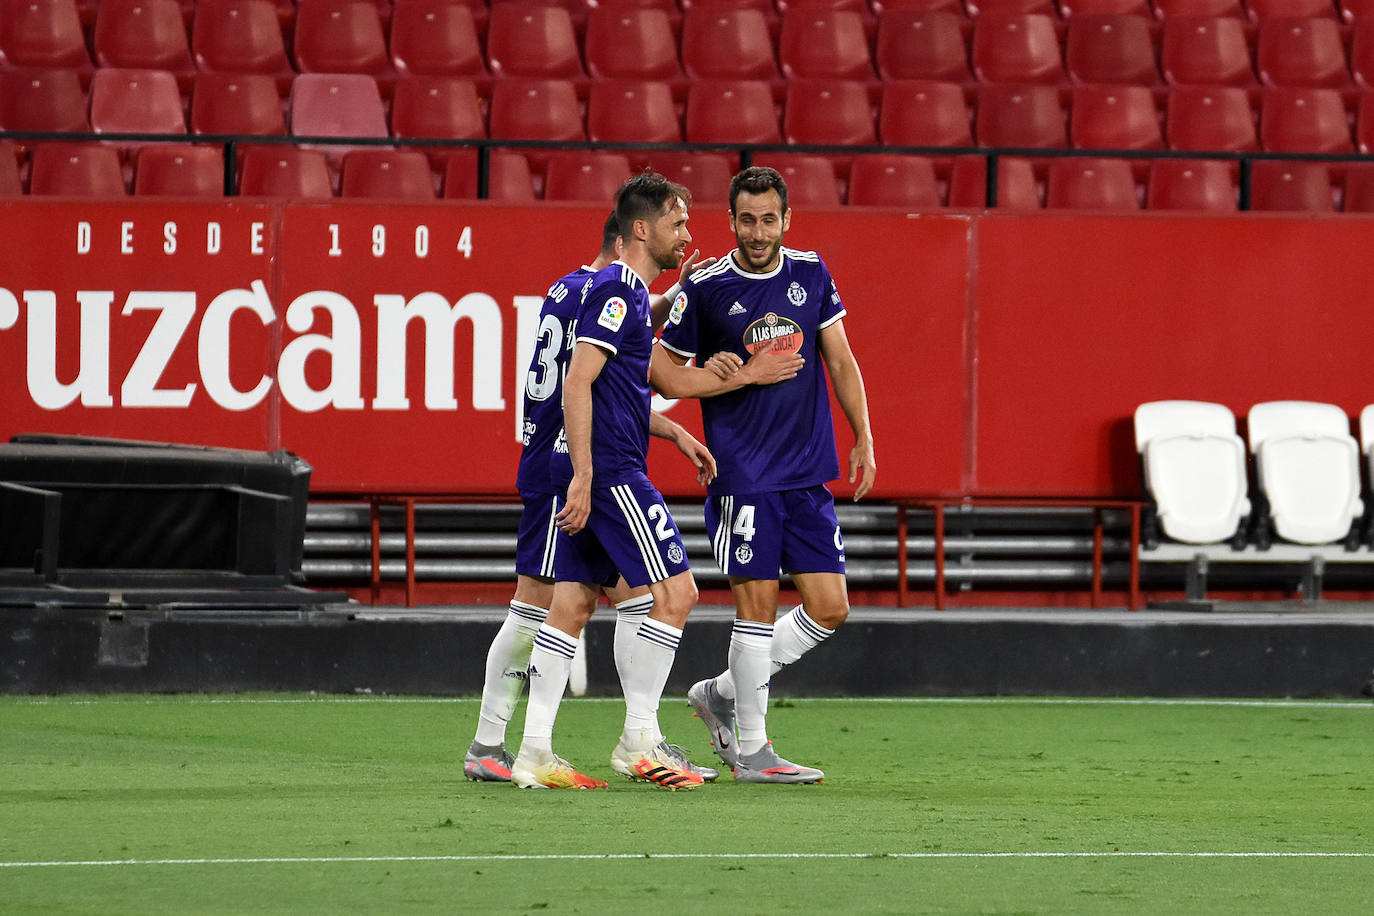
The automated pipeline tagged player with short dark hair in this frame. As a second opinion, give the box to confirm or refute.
[510,174,715,789]
[464,211,719,783]
[654,166,877,784]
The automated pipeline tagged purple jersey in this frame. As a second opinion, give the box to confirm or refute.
[515,265,597,495]
[659,247,846,495]
[551,261,655,488]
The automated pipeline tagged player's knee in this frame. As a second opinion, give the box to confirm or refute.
[808,600,848,630]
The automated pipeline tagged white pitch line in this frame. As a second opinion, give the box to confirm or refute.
[2,852,1373,870]
[6,696,1372,710]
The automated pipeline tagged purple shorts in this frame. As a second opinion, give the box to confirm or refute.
[514,489,559,579]
[553,472,691,588]
[705,484,846,580]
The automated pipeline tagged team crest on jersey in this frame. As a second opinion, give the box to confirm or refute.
[668,290,688,326]
[667,542,684,564]
[598,296,627,332]
[743,312,803,354]
[734,543,753,564]
[787,282,806,306]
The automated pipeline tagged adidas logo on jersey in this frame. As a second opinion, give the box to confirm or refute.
[728,302,746,316]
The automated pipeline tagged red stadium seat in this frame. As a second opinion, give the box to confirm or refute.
[94,0,195,89]
[388,0,486,83]
[293,0,392,81]
[871,0,964,11]
[638,151,736,204]
[584,7,683,84]
[685,80,782,144]
[784,80,877,146]
[1341,162,1374,210]
[29,142,126,195]
[1245,0,1339,20]
[777,9,876,81]
[1340,0,1374,23]
[0,68,88,132]
[0,144,21,195]
[874,11,971,84]
[775,0,871,11]
[1256,17,1350,88]
[90,69,187,136]
[680,8,780,81]
[192,0,295,91]
[1166,85,1257,150]
[340,149,436,198]
[1354,21,1374,88]
[486,3,584,80]
[1059,0,1152,16]
[1045,157,1140,209]
[847,154,943,207]
[1260,86,1353,151]
[543,151,634,202]
[289,73,388,140]
[975,84,1068,147]
[1065,15,1162,86]
[239,146,334,196]
[0,0,92,70]
[586,80,682,148]
[1358,89,1374,151]
[488,78,585,142]
[134,145,225,196]
[753,154,842,207]
[191,73,286,136]
[1146,159,1238,209]
[1160,16,1255,86]
[1248,160,1334,210]
[966,0,1058,14]
[390,76,485,148]
[1070,85,1164,149]
[880,80,973,147]
[441,149,538,200]
[948,155,1042,207]
[972,15,1066,85]
[1152,0,1246,17]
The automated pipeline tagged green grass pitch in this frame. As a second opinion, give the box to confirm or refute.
[1,694,1371,914]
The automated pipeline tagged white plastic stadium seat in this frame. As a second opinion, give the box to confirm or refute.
[1247,401,1364,545]
[1134,400,1250,544]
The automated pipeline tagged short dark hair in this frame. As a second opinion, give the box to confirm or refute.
[614,171,691,243]
[729,166,789,216]
[599,210,619,256]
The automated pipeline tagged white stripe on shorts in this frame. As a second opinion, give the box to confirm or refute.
[713,495,732,576]
[540,496,559,578]
[612,484,668,582]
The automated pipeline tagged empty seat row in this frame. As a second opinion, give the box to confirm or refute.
[9,70,1374,160]
[15,0,1374,95]
[9,138,1374,210]
[1136,400,1374,549]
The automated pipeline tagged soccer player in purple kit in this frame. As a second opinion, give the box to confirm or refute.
[654,166,877,784]
[464,212,721,783]
[509,174,711,790]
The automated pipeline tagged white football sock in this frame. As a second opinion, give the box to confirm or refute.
[620,617,682,747]
[613,593,654,686]
[520,623,578,754]
[730,620,774,756]
[711,605,835,701]
[473,601,546,746]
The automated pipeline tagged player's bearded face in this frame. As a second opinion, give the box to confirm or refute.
[648,200,691,271]
[731,190,790,273]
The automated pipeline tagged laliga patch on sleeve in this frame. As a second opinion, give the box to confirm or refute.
[668,290,688,326]
[598,296,627,332]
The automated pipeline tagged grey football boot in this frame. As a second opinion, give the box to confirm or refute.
[687,678,738,769]
[733,742,824,784]
[463,741,515,782]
